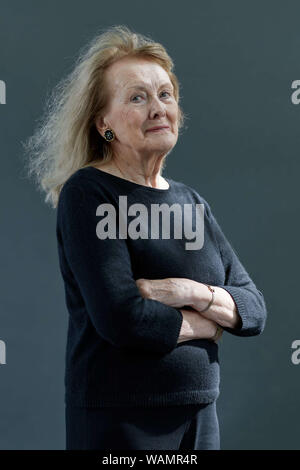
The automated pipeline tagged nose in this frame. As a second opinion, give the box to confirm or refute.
[149,96,166,119]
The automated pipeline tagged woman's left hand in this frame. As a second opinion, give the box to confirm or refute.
[136,277,194,308]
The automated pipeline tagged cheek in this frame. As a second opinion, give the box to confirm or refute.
[172,104,179,120]
[121,109,144,130]
[167,103,178,122]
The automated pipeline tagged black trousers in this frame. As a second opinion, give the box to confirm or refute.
[65,400,220,450]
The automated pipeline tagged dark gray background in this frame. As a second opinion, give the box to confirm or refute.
[1,0,299,450]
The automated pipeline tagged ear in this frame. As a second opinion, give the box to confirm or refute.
[95,115,108,137]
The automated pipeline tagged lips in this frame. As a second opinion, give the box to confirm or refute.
[146,126,169,132]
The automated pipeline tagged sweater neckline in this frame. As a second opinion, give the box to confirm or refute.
[84,166,172,193]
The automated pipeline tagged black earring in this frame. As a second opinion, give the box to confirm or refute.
[104,129,115,142]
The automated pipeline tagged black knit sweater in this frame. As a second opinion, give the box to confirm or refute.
[56,166,267,407]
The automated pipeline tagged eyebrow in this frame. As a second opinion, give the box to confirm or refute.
[126,82,173,91]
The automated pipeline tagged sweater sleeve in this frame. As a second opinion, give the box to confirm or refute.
[202,197,267,337]
[57,182,183,354]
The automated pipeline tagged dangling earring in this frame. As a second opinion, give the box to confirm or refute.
[103,129,115,142]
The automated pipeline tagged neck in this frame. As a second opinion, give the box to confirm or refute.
[109,154,167,189]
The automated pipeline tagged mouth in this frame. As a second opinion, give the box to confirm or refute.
[146,126,170,132]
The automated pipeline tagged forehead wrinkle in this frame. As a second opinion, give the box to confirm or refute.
[107,62,173,96]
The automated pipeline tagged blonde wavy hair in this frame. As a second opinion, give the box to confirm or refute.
[22,25,187,209]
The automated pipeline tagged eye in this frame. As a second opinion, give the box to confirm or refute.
[131,94,144,102]
[160,90,171,98]
[130,90,172,102]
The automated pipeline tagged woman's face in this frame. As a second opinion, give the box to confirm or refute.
[96,57,179,159]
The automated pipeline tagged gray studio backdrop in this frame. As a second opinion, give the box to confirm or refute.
[1,0,299,450]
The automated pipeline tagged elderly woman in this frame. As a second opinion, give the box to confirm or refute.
[25,25,267,450]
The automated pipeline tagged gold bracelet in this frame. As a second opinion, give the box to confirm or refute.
[211,324,223,343]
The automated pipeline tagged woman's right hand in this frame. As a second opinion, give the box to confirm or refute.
[177,308,219,343]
